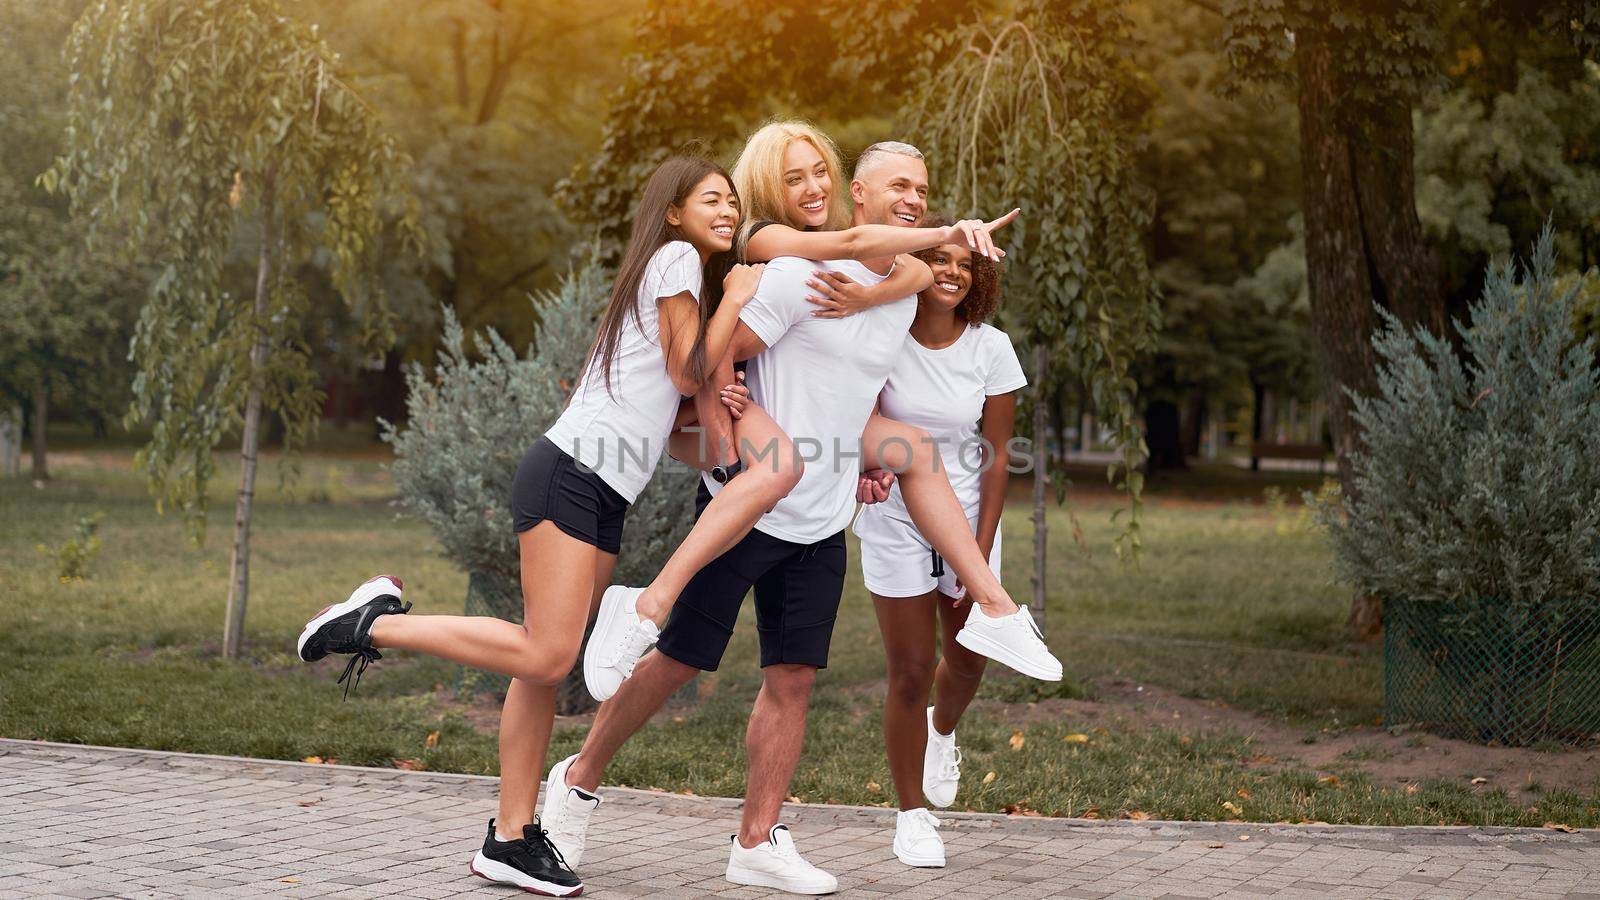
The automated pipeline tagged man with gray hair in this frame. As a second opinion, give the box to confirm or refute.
[539,140,1058,895]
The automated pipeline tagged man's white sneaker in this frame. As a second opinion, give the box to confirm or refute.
[540,754,600,868]
[954,603,1063,681]
[922,707,961,809]
[725,824,838,895]
[892,808,946,868]
[583,586,660,702]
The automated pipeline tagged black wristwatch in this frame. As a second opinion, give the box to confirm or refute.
[710,459,744,484]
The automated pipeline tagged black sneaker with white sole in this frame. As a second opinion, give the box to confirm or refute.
[469,818,583,897]
[297,575,411,697]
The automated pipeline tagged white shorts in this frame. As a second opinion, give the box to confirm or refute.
[852,506,1002,599]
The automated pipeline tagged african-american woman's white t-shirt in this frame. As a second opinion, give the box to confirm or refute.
[874,322,1026,519]
[544,241,702,503]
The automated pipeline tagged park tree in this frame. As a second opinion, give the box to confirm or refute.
[908,0,1162,619]
[0,0,141,480]
[1130,0,1305,470]
[559,0,972,254]
[1217,0,1599,634]
[49,0,422,658]
[297,0,640,357]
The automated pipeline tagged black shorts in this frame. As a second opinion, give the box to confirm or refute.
[656,483,847,672]
[511,437,628,554]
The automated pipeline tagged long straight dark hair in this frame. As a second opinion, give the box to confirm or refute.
[586,156,736,397]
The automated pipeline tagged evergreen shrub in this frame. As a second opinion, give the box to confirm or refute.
[1316,229,1600,745]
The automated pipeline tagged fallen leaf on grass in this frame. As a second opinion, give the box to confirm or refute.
[981,771,997,785]
[866,781,882,794]
[296,797,322,808]
[1127,811,1151,821]
[424,730,440,750]
[1092,727,1110,737]
[1471,777,1488,785]
[1237,789,1252,800]
[1222,801,1243,816]
[786,795,801,804]
[1244,754,1277,765]
[1317,775,1339,787]
[1063,733,1089,744]
[1178,736,1193,746]
[302,756,323,765]
[393,758,426,772]
[1009,730,1026,750]
[1546,822,1577,833]
[1081,806,1100,819]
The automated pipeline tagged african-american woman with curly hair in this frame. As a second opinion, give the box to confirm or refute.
[851,214,1027,869]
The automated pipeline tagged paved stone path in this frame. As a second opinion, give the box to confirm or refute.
[2,740,1598,899]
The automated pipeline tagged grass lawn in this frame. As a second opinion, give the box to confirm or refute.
[3,435,1596,828]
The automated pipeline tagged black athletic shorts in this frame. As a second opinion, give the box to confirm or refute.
[511,437,628,554]
[656,483,847,672]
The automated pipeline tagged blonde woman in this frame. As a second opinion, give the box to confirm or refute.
[582,121,1020,702]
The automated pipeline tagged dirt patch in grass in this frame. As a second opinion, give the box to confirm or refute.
[972,677,1600,797]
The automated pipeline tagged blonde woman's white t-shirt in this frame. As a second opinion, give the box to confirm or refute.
[874,322,1026,519]
[544,241,702,503]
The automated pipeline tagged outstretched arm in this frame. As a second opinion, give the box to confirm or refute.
[743,210,1019,266]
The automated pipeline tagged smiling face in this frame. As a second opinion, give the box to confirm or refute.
[667,172,740,255]
[918,243,973,310]
[780,139,832,229]
[852,152,928,228]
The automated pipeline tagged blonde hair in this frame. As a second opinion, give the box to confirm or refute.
[730,119,851,254]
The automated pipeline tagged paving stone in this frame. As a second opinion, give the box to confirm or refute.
[2,739,1597,898]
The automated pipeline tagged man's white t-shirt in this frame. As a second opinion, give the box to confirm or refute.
[701,255,917,544]
[874,323,1027,519]
[544,241,702,503]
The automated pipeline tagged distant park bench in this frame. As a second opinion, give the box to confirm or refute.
[1250,441,1329,473]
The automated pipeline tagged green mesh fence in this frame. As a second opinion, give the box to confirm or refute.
[1384,597,1600,747]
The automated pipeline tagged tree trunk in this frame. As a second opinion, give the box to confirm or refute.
[1181,391,1205,460]
[1031,345,1048,631]
[1144,400,1187,472]
[30,376,48,481]
[1296,35,1444,638]
[224,175,275,660]
[1249,381,1265,471]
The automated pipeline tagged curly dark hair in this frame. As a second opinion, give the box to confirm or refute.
[912,214,1003,325]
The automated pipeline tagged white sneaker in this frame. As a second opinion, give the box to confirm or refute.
[954,603,1063,681]
[540,754,600,868]
[583,586,660,701]
[922,707,961,809]
[892,808,946,867]
[725,824,838,895]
